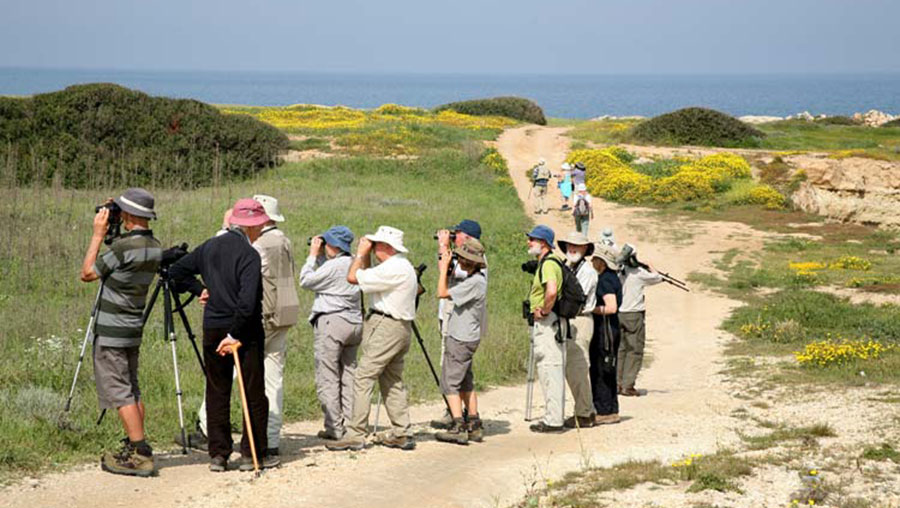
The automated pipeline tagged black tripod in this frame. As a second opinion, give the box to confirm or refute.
[411,264,452,415]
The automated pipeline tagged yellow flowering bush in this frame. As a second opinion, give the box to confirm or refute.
[789,262,827,272]
[794,338,895,367]
[652,170,716,203]
[747,184,787,209]
[480,148,509,176]
[255,106,367,130]
[374,103,427,116]
[567,148,652,203]
[694,152,752,179]
[829,255,872,271]
[671,453,703,481]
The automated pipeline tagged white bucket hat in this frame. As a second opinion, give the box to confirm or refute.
[539,158,546,165]
[252,194,285,222]
[365,225,408,253]
[561,162,572,171]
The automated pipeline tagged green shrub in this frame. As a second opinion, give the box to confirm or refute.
[882,118,900,128]
[0,83,289,188]
[815,116,860,126]
[630,107,765,146]
[435,96,546,125]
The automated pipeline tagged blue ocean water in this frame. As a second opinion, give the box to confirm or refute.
[1,68,898,119]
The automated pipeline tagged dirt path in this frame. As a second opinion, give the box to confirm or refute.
[3,127,764,508]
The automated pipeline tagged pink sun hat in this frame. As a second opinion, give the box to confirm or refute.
[228,198,270,227]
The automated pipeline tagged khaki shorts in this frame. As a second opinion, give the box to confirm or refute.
[93,345,141,410]
[440,337,480,394]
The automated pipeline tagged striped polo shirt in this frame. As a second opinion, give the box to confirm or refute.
[92,230,162,347]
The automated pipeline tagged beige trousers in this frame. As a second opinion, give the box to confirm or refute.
[566,315,594,418]
[534,185,549,213]
[346,314,412,439]
[534,312,565,427]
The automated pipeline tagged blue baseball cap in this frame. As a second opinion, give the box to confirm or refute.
[321,225,354,254]
[452,219,482,240]
[526,225,555,246]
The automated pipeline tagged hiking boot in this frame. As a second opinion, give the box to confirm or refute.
[435,418,469,446]
[564,415,595,429]
[467,416,484,443]
[620,387,642,397]
[529,422,565,433]
[266,447,280,456]
[174,422,209,451]
[100,447,156,478]
[317,429,342,441]
[239,455,281,471]
[376,434,416,451]
[430,410,455,430]
[594,413,621,425]
[325,436,366,451]
[209,455,228,472]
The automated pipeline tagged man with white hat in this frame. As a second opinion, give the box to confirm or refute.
[327,226,418,451]
[250,194,299,455]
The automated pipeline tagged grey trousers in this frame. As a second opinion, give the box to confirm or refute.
[617,311,646,389]
[314,313,363,436]
[566,315,594,418]
[346,314,412,439]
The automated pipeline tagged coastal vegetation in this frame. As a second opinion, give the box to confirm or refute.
[434,96,547,125]
[630,107,765,146]
[0,84,288,188]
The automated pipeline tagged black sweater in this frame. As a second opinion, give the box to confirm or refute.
[170,230,264,344]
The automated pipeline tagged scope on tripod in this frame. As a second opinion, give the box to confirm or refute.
[161,243,189,270]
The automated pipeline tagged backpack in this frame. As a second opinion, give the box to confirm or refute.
[539,256,587,319]
[573,195,590,217]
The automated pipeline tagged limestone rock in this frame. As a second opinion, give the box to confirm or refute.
[739,115,783,124]
[852,109,897,127]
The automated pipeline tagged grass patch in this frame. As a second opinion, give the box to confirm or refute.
[740,423,836,451]
[0,121,531,477]
[861,443,900,462]
[288,137,332,151]
[755,122,900,161]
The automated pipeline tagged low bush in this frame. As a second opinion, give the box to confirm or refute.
[434,97,546,125]
[881,118,900,128]
[0,84,288,188]
[631,107,765,146]
[814,116,860,126]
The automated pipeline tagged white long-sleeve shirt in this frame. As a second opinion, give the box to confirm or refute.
[356,254,418,321]
[619,266,663,313]
[299,254,363,323]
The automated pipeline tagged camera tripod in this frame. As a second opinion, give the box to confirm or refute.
[62,264,206,454]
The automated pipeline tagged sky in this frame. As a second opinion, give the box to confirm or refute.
[2,0,898,74]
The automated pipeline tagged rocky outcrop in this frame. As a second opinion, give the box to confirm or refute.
[789,154,900,228]
[852,109,897,127]
[739,115,784,124]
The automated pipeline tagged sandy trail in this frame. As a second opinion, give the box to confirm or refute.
[3,126,762,508]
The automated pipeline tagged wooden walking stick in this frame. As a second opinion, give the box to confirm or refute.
[230,342,260,475]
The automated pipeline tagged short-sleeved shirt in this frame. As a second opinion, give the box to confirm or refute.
[92,230,162,347]
[356,254,418,321]
[534,166,552,187]
[446,273,487,343]
[530,253,564,313]
[594,268,623,332]
[572,168,586,186]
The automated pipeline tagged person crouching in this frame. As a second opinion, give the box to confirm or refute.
[434,237,488,445]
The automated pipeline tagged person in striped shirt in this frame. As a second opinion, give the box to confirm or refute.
[80,188,162,477]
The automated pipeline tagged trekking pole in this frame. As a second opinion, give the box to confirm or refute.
[411,321,452,415]
[230,343,259,476]
[561,325,567,423]
[525,326,536,421]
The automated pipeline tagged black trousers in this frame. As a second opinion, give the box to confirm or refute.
[589,327,620,416]
[203,328,268,460]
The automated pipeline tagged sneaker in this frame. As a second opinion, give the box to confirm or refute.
[621,387,642,397]
[317,429,342,441]
[239,455,281,471]
[376,434,416,451]
[529,422,565,433]
[209,455,228,472]
[435,418,469,445]
[564,415,596,429]
[430,410,455,430]
[174,423,209,452]
[467,416,484,443]
[100,447,156,478]
[325,436,366,451]
[266,447,280,456]
[594,413,621,425]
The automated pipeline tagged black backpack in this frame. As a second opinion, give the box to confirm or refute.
[539,256,587,319]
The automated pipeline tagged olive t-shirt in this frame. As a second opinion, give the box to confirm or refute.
[529,254,564,313]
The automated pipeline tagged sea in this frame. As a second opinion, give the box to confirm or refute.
[1,68,898,119]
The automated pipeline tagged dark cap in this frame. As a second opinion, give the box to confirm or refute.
[114,188,156,219]
[452,219,482,240]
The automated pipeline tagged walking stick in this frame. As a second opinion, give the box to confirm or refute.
[525,326,536,421]
[230,342,259,476]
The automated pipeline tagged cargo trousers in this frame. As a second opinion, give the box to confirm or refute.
[566,315,594,418]
[617,311,647,389]
[314,312,363,437]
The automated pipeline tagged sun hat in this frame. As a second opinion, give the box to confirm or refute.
[561,162,572,171]
[525,225,555,247]
[539,158,546,165]
[557,231,594,257]
[600,227,616,246]
[114,188,156,220]
[321,225,354,254]
[592,243,620,270]
[576,183,587,192]
[453,237,486,267]
[252,194,284,222]
[365,225,408,253]
[574,162,586,170]
[452,219,482,240]
[228,198,270,227]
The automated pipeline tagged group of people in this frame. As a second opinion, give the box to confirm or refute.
[530,159,594,233]
[81,189,491,476]
[524,224,663,432]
